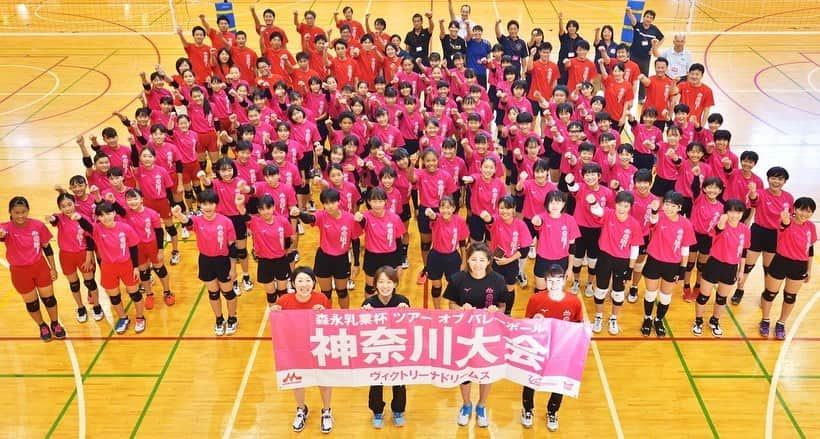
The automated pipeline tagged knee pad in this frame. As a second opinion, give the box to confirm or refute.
[336,288,349,299]
[266,293,278,304]
[321,290,333,300]
[364,285,376,296]
[594,288,608,301]
[696,261,706,273]
[184,190,194,200]
[686,261,696,272]
[235,248,248,260]
[783,292,797,304]
[572,266,582,275]
[41,295,57,308]
[572,259,583,269]
[633,262,644,274]
[165,225,178,237]
[658,292,672,305]
[420,241,432,252]
[83,279,98,292]
[644,289,658,303]
[761,289,778,302]
[743,263,755,274]
[587,258,597,270]
[25,300,40,312]
[128,291,143,303]
[69,280,81,293]
[208,290,220,301]
[222,290,237,300]
[153,265,168,278]
[611,290,625,305]
[715,295,727,306]
[109,294,122,305]
[139,269,152,282]
[431,286,442,298]
[696,293,710,305]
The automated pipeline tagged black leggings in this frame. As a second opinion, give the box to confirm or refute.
[368,385,406,414]
[522,388,563,413]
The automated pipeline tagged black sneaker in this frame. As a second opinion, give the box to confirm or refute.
[627,286,639,303]
[640,317,652,337]
[654,319,666,338]
[39,323,52,342]
[731,289,744,305]
[51,321,67,339]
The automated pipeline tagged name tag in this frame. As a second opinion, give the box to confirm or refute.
[568,51,575,57]
[416,46,423,52]
[641,40,649,46]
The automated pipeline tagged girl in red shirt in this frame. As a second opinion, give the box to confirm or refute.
[1,197,66,341]
[760,197,816,340]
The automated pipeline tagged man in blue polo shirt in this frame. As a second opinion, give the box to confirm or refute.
[626,7,664,102]
[495,18,529,77]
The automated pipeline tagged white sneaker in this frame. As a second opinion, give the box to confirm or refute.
[76,307,88,323]
[528,246,536,259]
[608,316,620,335]
[517,272,528,288]
[401,259,409,269]
[475,405,488,428]
[292,406,308,432]
[547,413,559,432]
[320,409,333,433]
[297,222,305,235]
[215,318,225,336]
[592,314,603,333]
[233,281,241,297]
[242,277,254,291]
[293,251,300,262]
[584,283,594,297]
[347,279,355,290]
[457,404,472,426]
[170,250,180,266]
[180,227,190,239]
[225,317,238,336]
[308,201,317,213]
[692,320,703,336]
[570,280,580,294]
[521,409,533,428]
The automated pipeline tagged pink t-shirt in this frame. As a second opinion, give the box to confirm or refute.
[122,207,162,244]
[710,222,750,265]
[533,213,581,260]
[312,210,362,256]
[98,145,134,179]
[631,124,662,155]
[574,184,615,228]
[189,214,236,257]
[488,217,533,258]
[248,215,294,259]
[468,174,507,216]
[169,129,199,164]
[654,142,685,180]
[1,219,52,266]
[724,170,763,208]
[135,165,173,201]
[414,168,456,208]
[252,182,297,217]
[648,214,697,263]
[675,162,714,199]
[430,215,470,254]
[777,220,816,262]
[92,221,139,264]
[521,179,556,219]
[439,155,468,189]
[690,197,723,235]
[53,213,89,253]
[752,189,794,230]
[609,163,637,192]
[362,211,406,253]
[598,209,644,259]
[235,160,261,186]
[211,178,247,216]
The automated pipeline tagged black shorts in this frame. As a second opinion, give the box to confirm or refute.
[416,206,435,234]
[767,254,809,281]
[750,223,777,253]
[694,232,714,255]
[257,256,292,284]
[198,254,231,283]
[650,176,676,197]
[545,142,561,171]
[534,256,569,278]
[681,197,693,218]
[229,215,248,240]
[513,194,524,213]
[595,251,630,291]
[643,254,681,283]
[633,152,655,172]
[426,249,461,281]
[313,248,351,279]
[493,260,519,285]
[399,203,412,223]
[364,249,401,276]
[467,214,490,242]
[404,138,420,156]
[574,226,602,259]
[701,257,739,285]
[638,234,650,255]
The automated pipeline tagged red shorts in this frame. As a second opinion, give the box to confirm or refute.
[123,176,137,188]
[181,161,200,185]
[138,240,160,266]
[218,117,233,133]
[10,257,52,294]
[196,131,218,153]
[59,250,95,276]
[100,260,138,290]
[144,197,172,219]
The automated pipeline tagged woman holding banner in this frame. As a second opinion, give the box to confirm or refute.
[443,242,507,429]
[271,266,334,434]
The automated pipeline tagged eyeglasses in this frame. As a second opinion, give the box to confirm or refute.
[568,130,582,133]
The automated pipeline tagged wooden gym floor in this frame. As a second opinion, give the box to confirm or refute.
[0,0,818,437]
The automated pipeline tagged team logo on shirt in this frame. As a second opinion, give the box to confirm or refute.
[216,225,224,250]
[31,231,41,253]
[673,229,684,253]
[736,232,746,260]
[562,309,571,321]
[118,231,126,256]
[340,225,349,247]
[619,228,632,250]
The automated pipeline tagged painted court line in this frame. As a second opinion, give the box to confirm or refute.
[222,310,270,439]
[0,56,66,105]
[765,291,818,439]
[63,340,86,439]
[4,335,820,342]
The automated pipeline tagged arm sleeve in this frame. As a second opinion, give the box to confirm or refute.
[691,175,701,198]
[111,202,127,217]
[77,217,94,233]
[43,243,54,256]
[82,156,94,168]
[154,227,165,249]
[85,236,96,251]
[296,212,316,224]
[129,245,139,267]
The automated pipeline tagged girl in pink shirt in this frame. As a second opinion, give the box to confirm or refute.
[423,196,469,309]
[166,114,201,215]
[478,196,533,315]
[682,177,724,302]
[531,190,580,292]
[172,190,239,335]
[378,166,411,267]
[651,125,684,197]
[1,197,66,341]
[47,193,100,323]
[761,197,816,340]
[675,142,713,217]
[693,199,750,337]
[627,170,660,302]
[359,188,407,297]
[134,146,181,264]
[516,160,557,257]
[397,96,424,156]
[627,108,663,172]
[463,158,506,243]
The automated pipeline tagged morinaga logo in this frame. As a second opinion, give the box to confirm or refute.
[282,372,303,384]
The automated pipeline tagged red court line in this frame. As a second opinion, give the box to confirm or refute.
[753,61,820,117]
[0,56,67,106]
[702,7,820,135]
[1,336,819,342]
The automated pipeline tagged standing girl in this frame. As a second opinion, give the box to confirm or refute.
[423,196,470,309]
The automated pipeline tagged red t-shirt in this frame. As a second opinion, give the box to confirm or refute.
[297,24,327,52]
[602,76,634,122]
[184,44,212,83]
[277,291,331,309]
[677,82,715,122]
[525,292,583,321]
[644,75,675,120]
[208,28,235,51]
[566,58,598,91]
[527,60,560,100]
